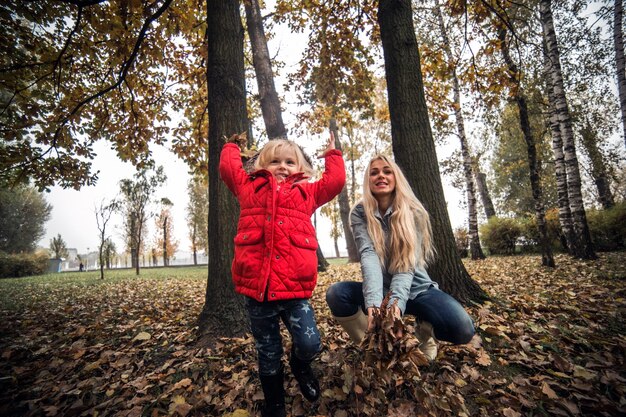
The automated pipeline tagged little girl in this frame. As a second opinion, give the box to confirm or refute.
[219,133,345,417]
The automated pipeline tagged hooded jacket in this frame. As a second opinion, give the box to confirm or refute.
[219,142,345,301]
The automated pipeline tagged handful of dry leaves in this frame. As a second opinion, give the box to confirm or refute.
[360,295,430,385]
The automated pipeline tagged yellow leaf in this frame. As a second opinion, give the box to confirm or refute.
[133,332,151,342]
[541,382,558,399]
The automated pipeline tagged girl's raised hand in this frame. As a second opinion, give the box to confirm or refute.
[318,131,336,158]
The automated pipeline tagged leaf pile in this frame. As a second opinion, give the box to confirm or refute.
[359,296,430,382]
[0,253,625,416]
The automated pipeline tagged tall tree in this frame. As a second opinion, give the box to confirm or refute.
[186,177,208,266]
[119,166,166,275]
[198,0,249,340]
[0,183,51,254]
[614,0,626,149]
[499,27,554,267]
[49,234,69,259]
[244,0,287,140]
[377,0,486,303]
[579,121,616,209]
[475,169,496,219]
[330,118,359,262]
[154,198,178,266]
[541,0,596,259]
[433,0,484,260]
[95,199,118,279]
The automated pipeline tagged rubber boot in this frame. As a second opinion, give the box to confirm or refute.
[259,369,286,417]
[415,321,438,361]
[289,347,320,402]
[334,310,368,344]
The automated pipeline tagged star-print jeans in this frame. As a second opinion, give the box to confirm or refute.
[245,297,321,376]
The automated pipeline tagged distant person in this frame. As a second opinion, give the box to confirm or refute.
[219,132,345,417]
[79,262,84,272]
[325,155,475,361]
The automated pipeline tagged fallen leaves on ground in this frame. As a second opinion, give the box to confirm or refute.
[0,253,624,416]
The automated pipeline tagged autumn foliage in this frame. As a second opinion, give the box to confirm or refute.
[1,253,625,416]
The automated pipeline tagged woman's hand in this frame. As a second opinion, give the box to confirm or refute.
[390,304,403,338]
[318,131,336,158]
[367,307,377,332]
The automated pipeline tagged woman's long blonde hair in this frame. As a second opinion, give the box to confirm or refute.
[254,139,314,177]
[359,154,434,272]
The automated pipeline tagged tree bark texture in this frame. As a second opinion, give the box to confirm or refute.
[475,172,496,219]
[377,0,486,304]
[544,43,576,254]
[435,1,484,260]
[199,0,249,342]
[244,0,287,140]
[330,118,359,263]
[580,123,615,209]
[500,29,554,267]
[614,0,626,149]
[541,0,596,259]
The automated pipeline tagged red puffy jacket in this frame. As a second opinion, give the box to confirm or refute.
[219,143,345,302]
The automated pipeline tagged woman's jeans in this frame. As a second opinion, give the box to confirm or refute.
[246,297,321,376]
[326,282,475,344]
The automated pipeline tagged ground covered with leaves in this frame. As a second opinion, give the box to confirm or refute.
[1,253,625,417]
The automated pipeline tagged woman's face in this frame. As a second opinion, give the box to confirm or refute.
[368,159,396,199]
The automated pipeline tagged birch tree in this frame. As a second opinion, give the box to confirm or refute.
[541,0,596,259]
[614,0,626,148]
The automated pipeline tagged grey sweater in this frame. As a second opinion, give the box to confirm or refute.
[350,203,437,314]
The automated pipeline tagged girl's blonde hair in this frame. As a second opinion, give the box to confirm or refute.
[359,154,434,272]
[254,139,314,177]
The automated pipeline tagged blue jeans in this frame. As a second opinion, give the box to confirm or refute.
[325,282,475,344]
[246,297,321,376]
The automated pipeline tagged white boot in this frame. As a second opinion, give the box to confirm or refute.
[415,321,438,361]
[334,310,368,344]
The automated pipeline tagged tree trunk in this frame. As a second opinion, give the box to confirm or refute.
[475,171,496,219]
[377,0,486,304]
[163,216,168,266]
[434,1,484,260]
[244,0,287,139]
[499,29,554,267]
[330,118,359,262]
[198,0,249,342]
[334,238,340,258]
[615,0,626,149]
[541,0,596,260]
[580,122,615,209]
[543,44,576,254]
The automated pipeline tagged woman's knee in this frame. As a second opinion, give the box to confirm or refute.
[448,317,475,345]
[325,283,342,313]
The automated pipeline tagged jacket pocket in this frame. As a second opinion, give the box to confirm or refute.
[289,232,318,250]
[233,229,264,278]
[289,232,318,281]
[234,229,263,245]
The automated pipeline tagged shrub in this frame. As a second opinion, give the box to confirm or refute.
[479,217,522,255]
[518,208,565,253]
[0,251,49,278]
[587,202,626,252]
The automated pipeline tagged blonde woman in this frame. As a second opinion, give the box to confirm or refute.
[325,155,474,360]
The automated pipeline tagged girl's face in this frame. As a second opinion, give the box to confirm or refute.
[368,159,396,198]
[267,147,299,182]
